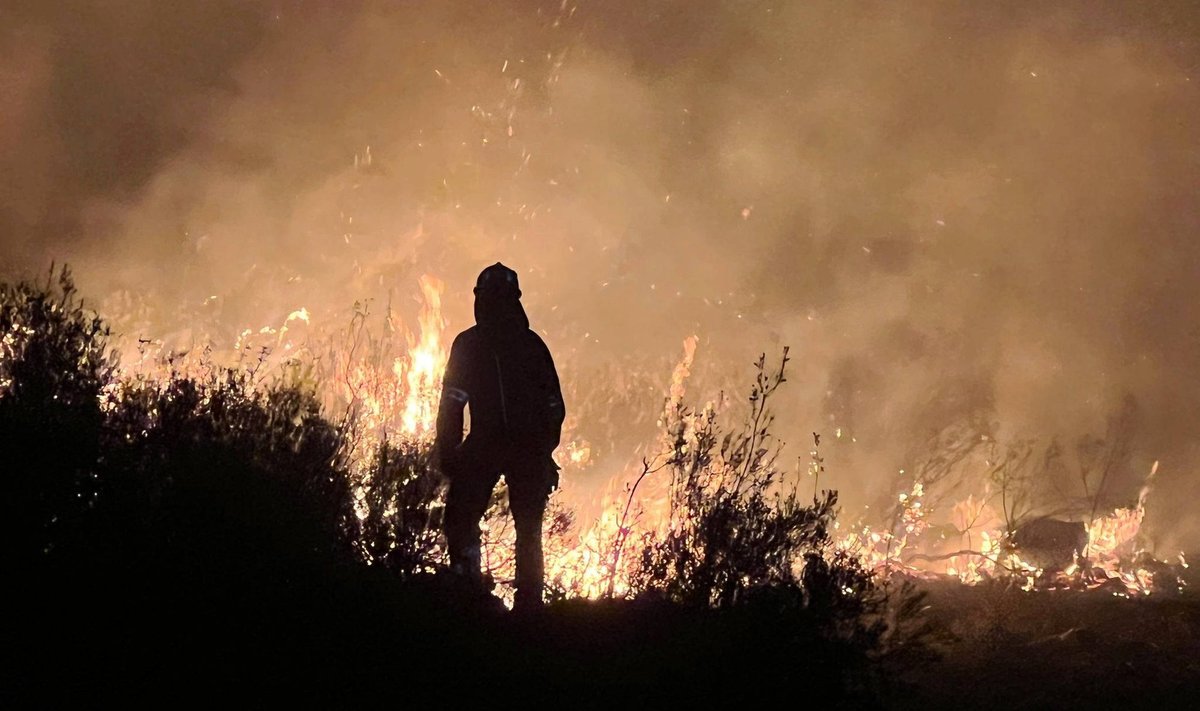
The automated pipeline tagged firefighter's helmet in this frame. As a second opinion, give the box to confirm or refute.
[474,262,521,298]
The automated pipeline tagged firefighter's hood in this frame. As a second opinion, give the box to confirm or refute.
[474,291,529,332]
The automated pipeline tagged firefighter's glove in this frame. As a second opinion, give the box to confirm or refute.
[436,441,465,479]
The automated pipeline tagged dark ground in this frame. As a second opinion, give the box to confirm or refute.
[10,569,874,707]
[12,567,1200,708]
[894,575,1200,709]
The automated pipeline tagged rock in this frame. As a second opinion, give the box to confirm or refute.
[1012,518,1088,571]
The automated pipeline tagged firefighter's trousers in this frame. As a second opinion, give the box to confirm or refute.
[444,452,554,609]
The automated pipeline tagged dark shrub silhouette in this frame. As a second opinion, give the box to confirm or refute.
[357,437,445,574]
[0,266,113,570]
[629,350,887,657]
[2,268,357,592]
[633,353,878,602]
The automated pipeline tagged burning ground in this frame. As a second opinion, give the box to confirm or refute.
[3,0,1200,705]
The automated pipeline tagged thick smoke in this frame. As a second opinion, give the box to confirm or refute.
[2,2,1198,547]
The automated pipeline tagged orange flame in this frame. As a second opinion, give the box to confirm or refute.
[89,273,1181,600]
[398,275,446,439]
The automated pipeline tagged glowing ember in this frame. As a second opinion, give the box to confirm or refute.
[841,459,1178,596]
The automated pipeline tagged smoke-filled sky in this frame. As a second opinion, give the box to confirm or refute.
[3,1,1199,546]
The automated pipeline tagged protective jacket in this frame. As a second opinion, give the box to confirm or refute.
[436,279,564,467]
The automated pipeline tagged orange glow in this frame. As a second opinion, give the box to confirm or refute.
[97,275,1180,600]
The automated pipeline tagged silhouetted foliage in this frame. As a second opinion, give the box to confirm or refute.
[97,365,358,575]
[358,437,445,574]
[0,266,113,568]
[0,267,357,582]
[629,349,887,654]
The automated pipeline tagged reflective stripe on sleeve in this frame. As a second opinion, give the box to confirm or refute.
[444,386,470,403]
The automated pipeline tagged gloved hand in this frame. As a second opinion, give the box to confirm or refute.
[435,440,465,479]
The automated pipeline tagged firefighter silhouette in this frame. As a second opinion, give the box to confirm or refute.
[435,263,565,610]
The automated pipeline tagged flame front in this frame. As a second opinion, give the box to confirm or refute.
[98,274,1181,601]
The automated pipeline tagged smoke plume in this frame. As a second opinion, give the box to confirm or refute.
[2,1,1198,547]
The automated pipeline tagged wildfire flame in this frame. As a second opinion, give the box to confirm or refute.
[398,274,446,439]
[92,273,1181,601]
